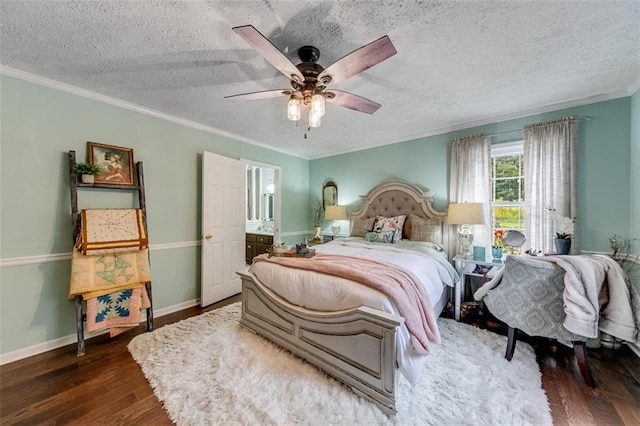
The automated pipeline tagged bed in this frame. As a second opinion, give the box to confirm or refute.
[237,180,457,414]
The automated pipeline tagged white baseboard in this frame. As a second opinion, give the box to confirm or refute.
[0,298,200,366]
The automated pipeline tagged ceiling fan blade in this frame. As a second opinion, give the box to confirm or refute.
[318,35,397,86]
[325,90,381,114]
[224,89,293,101]
[232,25,305,83]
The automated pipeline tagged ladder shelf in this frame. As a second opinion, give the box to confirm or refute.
[68,150,153,356]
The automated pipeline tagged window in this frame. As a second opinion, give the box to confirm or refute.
[491,141,524,234]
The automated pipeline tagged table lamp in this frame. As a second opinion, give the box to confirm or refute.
[446,202,485,258]
[325,205,347,238]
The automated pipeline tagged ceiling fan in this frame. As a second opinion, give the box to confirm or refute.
[225,25,397,130]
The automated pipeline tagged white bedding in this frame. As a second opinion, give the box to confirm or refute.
[248,238,459,384]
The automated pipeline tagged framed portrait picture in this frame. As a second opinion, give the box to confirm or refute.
[87,142,135,186]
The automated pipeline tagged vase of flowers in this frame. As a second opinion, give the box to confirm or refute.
[549,208,575,255]
[492,229,504,259]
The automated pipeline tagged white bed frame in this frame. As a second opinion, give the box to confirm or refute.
[238,180,450,414]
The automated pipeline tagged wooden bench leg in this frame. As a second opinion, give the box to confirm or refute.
[505,326,517,361]
[75,295,85,356]
[145,281,154,331]
[573,341,596,388]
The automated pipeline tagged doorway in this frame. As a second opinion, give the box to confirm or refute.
[244,160,282,245]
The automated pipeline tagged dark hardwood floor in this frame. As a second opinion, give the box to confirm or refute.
[1,295,639,425]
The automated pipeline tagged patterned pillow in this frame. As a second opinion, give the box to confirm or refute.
[408,214,442,243]
[373,215,406,242]
[365,231,395,244]
[349,216,377,237]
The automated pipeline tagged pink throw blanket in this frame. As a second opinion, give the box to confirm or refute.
[254,254,440,353]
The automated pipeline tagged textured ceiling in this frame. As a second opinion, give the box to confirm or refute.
[1,1,639,159]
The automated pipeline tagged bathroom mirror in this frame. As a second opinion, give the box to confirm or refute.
[322,180,338,210]
[246,165,275,221]
[262,193,274,221]
[502,230,526,247]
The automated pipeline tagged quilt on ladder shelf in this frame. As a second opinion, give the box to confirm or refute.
[78,208,148,255]
[69,208,152,337]
[86,287,151,337]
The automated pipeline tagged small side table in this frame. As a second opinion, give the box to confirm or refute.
[452,253,506,321]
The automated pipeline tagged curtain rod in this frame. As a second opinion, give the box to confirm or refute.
[450,115,593,142]
[524,115,590,130]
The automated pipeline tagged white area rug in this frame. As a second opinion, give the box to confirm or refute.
[128,303,552,425]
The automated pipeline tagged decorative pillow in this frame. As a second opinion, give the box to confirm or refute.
[349,216,377,237]
[364,231,395,244]
[408,214,442,243]
[373,215,406,242]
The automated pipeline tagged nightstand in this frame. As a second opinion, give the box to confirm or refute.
[452,253,506,321]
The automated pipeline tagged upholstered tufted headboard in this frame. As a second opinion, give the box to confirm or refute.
[349,180,451,255]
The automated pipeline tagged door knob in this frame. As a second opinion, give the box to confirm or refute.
[204,234,212,240]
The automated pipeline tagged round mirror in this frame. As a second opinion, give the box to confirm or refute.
[502,230,526,247]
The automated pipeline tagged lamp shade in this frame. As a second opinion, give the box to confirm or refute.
[446,203,485,225]
[325,205,347,221]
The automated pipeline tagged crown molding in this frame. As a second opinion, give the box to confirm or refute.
[628,78,640,96]
[2,65,634,162]
[310,90,632,160]
[0,66,307,160]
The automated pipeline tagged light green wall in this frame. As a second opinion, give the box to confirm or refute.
[0,75,310,354]
[310,134,450,213]
[1,71,636,358]
[631,88,640,244]
[630,88,640,292]
[311,98,633,252]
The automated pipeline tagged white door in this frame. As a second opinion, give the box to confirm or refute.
[201,151,245,306]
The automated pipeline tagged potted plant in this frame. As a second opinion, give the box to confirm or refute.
[548,208,575,255]
[72,162,101,184]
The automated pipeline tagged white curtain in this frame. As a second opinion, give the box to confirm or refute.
[449,135,492,247]
[524,118,578,254]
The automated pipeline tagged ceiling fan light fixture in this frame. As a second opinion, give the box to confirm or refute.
[311,94,325,117]
[309,109,321,128]
[287,96,302,121]
[228,25,397,137]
